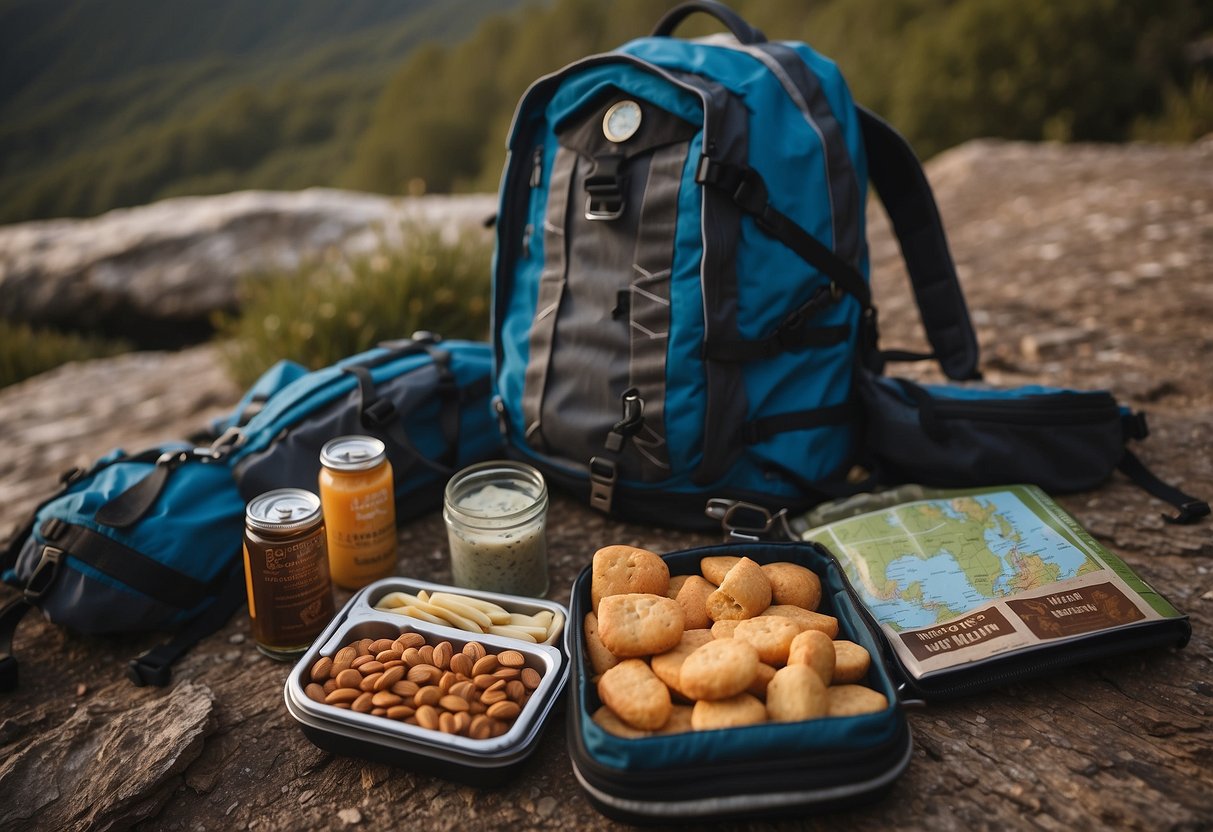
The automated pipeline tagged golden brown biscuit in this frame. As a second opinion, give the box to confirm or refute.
[691,693,767,730]
[675,575,715,630]
[827,684,888,717]
[711,619,741,639]
[706,557,771,621]
[766,665,828,722]
[584,611,621,676]
[786,629,835,684]
[597,593,685,658]
[650,629,715,697]
[667,574,690,599]
[591,545,670,611]
[656,704,695,735]
[832,640,872,684]
[761,562,822,610]
[598,659,672,730]
[746,662,777,700]
[699,555,741,586]
[761,605,839,638]
[592,705,651,738]
[733,616,802,665]
[678,638,760,701]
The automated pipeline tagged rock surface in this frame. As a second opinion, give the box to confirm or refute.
[0,189,496,343]
[0,139,1211,831]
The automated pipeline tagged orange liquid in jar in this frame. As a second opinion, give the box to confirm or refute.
[318,436,397,589]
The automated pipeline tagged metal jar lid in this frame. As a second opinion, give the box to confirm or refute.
[246,488,323,533]
[320,436,387,472]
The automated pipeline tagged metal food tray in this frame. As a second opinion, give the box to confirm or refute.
[283,578,569,782]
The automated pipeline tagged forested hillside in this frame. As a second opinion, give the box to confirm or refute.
[0,0,524,223]
[2,0,1209,224]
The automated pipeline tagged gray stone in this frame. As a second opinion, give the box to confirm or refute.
[0,189,496,338]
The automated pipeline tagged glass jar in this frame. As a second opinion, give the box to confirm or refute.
[318,435,397,590]
[243,488,335,660]
[443,461,549,597]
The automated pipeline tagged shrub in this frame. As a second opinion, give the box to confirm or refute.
[218,225,493,387]
[0,321,131,389]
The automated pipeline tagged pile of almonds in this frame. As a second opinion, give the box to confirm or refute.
[304,632,542,740]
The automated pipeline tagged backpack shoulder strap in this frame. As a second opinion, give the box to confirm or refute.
[858,106,981,381]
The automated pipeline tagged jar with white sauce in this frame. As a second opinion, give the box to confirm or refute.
[443,461,549,597]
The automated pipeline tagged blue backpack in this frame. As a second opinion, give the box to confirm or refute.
[491,1,1206,530]
[1,336,498,688]
[491,2,980,529]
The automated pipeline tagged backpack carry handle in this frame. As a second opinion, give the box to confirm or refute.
[651,1,767,45]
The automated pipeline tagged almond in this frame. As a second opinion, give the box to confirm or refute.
[414,686,442,707]
[469,714,492,739]
[375,666,405,691]
[520,667,542,690]
[304,683,327,704]
[332,646,357,675]
[335,669,363,690]
[415,705,439,729]
[369,638,397,654]
[351,692,375,713]
[506,680,526,702]
[498,649,526,668]
[310,656,333,682]
[438,712,457,734]
[358,661,385,676]
[351,655,375,670]
[432,641,453,670]
[376,649,402,664]
[486,700,521,721]
[390,680,420,698]
[440,695,470,713]
[395,632,426,651]
[449,653,473,677]
[472,655,498,676]
[359,673,383,692]
[463,641,487,662]
[406,665,441,685]
[386,705,415,720]
[371,691,402,708]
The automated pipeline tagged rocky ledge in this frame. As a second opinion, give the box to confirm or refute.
[0,139,1210,831]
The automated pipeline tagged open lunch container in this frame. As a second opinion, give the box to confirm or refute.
[565,542,914,823]
[284,577,569,785]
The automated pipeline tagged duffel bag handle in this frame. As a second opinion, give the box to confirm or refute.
[651,1,767,44]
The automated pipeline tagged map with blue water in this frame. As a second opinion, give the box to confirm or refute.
[804,488,1104,632]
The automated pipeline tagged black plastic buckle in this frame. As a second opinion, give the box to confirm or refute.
[127,653,172,687]
[362,398,398,429]
[585,153,626,220]
[732,170,769,217]
[24,546,63,603]
[1165,500,1211,525]
[588,457,618,513]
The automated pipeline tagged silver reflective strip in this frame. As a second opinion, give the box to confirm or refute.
[520,146,576,447]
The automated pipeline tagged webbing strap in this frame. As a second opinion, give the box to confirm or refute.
[695,157,871,310]
[127,558,246,687]
[0,595,32,692]
[39,521,218,610]
[521,146,577,450]
[858,106,980,381]
[1118,450,1210,525]
[345,364,452,477]
[742,402,858,444]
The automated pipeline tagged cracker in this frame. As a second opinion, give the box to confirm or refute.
[678,638,759,701]
[786,629,835,684]
[711,619,741,639]
[761,605,839,638]
[592,705,651,738]
[827,684,888,717]
[598,659,672,730]
[733,616,801,665]
[675,575,715,630]
[584,611,621,676]
[746,662,777,700]
[591,545,670,611]
[597,593,685,658]
[667,574,690,599]
[656,704,696,735]
[650,629,715,697]
[691,693,767,730]
[706,557,771,621]
[832,640,872,684]
[761,562,822,610]
[699,555,741,585]
[765,664,828,722]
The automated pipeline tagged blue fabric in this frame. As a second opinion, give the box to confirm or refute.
[571,543,904,772]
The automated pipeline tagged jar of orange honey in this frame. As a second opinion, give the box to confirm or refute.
[318,436,397,589]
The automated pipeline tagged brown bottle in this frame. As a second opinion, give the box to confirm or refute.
[242,488,335,660]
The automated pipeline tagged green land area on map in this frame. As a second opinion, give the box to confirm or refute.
[803,486,1105,633]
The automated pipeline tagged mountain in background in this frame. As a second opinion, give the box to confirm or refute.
[1,0,1209,226]
[0,0,526,223]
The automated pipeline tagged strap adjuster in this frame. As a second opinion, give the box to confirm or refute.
[24,546,63,603]
[127,652,172,687]
[1165,499,1211,525]
[362,398,397,429]
[588,457,618,513]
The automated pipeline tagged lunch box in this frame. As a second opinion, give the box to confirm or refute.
[565,542,914,823]
[284,577,569,785]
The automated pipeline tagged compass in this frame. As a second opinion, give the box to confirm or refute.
[602,100,642,143]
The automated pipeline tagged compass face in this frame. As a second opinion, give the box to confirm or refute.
[603,100,642,143]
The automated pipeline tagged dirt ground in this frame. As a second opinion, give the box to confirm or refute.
[1,138,1210,831]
